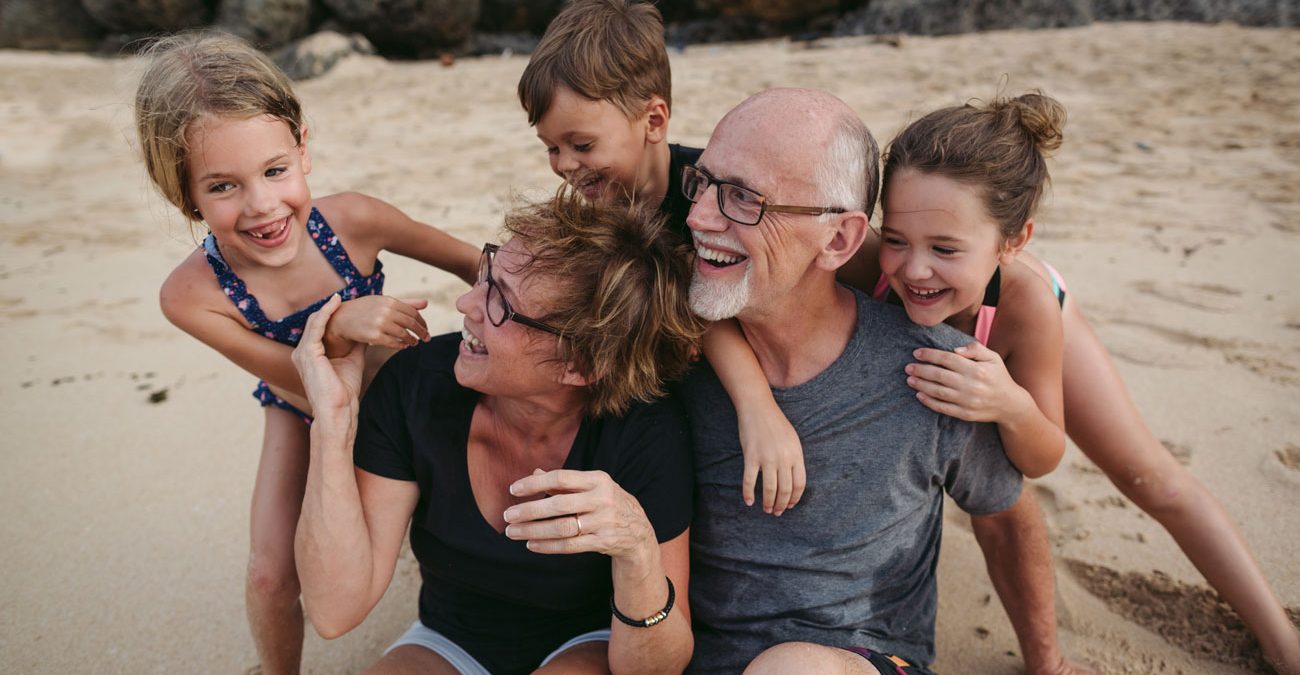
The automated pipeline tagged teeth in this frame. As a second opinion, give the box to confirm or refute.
[907,285,945,298]
[696,245,743,265]
[248,218,288,240]
[461,329,487,354]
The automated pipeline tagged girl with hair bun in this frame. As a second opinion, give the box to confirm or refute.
[744,90,1299,672]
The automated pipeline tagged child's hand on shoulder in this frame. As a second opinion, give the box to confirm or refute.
[906,342,1034,424]
[323,295,431,356]
[737,405,806,517]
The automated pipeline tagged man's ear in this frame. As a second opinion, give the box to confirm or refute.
[643,96,669,145]
[298,124,312,176]
[817,210,871,273]
[998,219,1033,264]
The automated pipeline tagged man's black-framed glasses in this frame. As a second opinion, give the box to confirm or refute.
[477,243,563,336]
[680,164,847,226]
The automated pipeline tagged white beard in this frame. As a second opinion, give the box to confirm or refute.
[689,265,751,321]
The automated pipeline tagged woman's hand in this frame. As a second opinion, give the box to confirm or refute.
[292,294,366,419]
[906,342,1036,424]
[502,469,657,563]
[323,295,430,356]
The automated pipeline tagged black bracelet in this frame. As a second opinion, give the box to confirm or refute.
[610,576,675,628]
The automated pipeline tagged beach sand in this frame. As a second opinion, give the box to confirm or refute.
[1,21,1297,674]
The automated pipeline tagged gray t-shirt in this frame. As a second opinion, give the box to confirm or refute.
[683,288,1022,672]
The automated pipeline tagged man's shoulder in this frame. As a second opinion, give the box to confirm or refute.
[852,289,978,353]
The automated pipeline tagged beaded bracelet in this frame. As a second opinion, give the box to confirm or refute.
[610,576,675,628]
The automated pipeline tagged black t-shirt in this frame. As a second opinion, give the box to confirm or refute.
[354,333,694,674]
[662,143,703,240]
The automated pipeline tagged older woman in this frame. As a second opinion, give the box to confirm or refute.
[291,190,704,675]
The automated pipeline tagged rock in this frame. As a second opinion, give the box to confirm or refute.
[476,0,562,33]
[464,31,539,56]
[971,0,1092,30]
[272,29,375,79]
[80,0,215,32]
[836,0,1089,36]
[217,0,316,49]
[1093,0,1296,25]
[700,0,840,23]
[322,0,479,56]
[0,0,104,50]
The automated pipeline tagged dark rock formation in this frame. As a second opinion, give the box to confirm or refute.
[476,0,562,33]
[272,29,375,79]
[216,0,316,49]
[700,0,842,23]
[0,0,104,50]
[836,0,1090,37]
[80,0,215,32]
[322,0,480,56]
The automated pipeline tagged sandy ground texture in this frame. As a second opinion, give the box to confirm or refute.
[1,20,1297,675]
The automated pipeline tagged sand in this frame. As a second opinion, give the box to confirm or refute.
[1,20,1297,674]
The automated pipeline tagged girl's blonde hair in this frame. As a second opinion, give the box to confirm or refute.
[134,31,305,221]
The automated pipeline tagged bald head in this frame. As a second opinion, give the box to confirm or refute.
[712,88,879,216]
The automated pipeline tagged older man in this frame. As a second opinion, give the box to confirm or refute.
[680,88,1079,675]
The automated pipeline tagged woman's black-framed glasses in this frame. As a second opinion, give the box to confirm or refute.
[477,243,563,336]
[680,164,847,226]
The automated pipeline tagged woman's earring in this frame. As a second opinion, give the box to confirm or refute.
[192,208,203,220]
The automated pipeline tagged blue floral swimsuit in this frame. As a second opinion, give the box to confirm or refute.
[202,207,384,424]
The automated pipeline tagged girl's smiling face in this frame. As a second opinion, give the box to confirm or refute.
[879,168,1011,331]
[186,114,313,269]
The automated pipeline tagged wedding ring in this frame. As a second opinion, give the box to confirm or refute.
[574,515,583,537]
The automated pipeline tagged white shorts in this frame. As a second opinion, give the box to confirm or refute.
[385,620,611,674]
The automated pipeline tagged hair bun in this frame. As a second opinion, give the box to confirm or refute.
[1002,91,1066,154]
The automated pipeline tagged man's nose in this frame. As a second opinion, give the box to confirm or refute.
[686,184,727,234]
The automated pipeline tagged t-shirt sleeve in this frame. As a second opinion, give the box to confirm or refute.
[353,353,417,482]
[941,418,1022,516]
[607,397,694,543]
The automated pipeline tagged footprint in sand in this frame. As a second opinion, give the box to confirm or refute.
[1064,559,1296,672]
[1276,444,1300,472]
[1130,279,1243,313]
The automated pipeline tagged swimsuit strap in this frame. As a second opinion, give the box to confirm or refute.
[972,266,1002,346]
[871,274,891,301]
[200,207,384,345]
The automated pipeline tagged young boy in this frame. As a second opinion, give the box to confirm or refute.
[517,0,700,233]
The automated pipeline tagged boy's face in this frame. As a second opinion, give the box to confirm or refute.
[534,86,658,203]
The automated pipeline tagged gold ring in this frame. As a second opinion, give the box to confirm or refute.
[574,515,583,537]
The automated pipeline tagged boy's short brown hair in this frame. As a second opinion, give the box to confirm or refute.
[518,0,671,125]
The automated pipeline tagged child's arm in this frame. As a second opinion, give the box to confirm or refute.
[322,192,479,286]
[161,254,312,400]
[906,263,1066,477]
[704,320,805,515]
[160,254,429,400]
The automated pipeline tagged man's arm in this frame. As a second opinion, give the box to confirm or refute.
[969,489,1098,675]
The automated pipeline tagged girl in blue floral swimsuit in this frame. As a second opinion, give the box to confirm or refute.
[136,33,477,674]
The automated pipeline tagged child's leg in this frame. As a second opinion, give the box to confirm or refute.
[1060,300,1300,671]
[246,406,312,675]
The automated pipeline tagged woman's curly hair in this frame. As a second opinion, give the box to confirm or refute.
[504,187,705,416]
